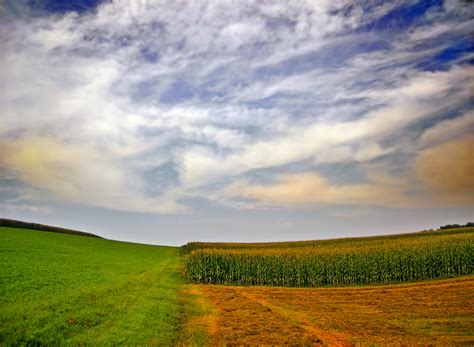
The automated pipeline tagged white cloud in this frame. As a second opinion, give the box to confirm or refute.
[180,65,471,187]
[419,110,474,147]
[1,0,472,213]
[313,142,393,164]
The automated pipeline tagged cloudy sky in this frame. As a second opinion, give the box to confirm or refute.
[1,0,473,245]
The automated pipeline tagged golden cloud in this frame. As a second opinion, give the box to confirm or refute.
[225,171,412,208]
[0,137,119,197]
[0,136,185,213]
[415,134,474,205]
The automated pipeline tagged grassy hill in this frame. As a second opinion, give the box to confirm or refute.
[0,227,182,345]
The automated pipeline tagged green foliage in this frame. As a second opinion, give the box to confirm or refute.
[0,227,183,345]
[0,218,101,238]
[185,228,474,287]
[440,222,474,230]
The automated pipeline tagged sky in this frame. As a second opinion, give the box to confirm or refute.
[0,0,473,245]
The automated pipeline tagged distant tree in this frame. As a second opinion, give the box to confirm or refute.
[439,222,474,230]
[0,218,101,238]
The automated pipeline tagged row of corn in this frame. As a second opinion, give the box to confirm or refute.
[184,228,473,287]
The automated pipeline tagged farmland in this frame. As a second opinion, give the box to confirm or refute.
[186,277,474,345]
[185,228,474,286]
[1,225,473,345]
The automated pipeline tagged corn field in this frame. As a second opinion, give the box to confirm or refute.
[185,228,474,287]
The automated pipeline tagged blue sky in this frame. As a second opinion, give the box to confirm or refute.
[1,0,473,245]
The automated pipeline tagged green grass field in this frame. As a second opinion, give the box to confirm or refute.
[0,227,183,345]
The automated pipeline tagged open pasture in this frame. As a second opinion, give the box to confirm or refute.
[0,227,183,345]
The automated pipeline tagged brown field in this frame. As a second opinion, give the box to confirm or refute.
[180,277,474,346]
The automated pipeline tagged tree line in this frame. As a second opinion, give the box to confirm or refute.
[440,222,474,230]
[0,218,102,238]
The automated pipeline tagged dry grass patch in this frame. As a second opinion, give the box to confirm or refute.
[196,277,474,346]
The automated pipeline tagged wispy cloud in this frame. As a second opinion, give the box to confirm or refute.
[1,0,472,215]
[418,110,474,147]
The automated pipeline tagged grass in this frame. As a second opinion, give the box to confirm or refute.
[176,285,214,346]
[185,228,474,286]
[0,227,183,345]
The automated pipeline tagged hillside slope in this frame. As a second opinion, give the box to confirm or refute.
[0,218,101,238]
[0,227,182,345]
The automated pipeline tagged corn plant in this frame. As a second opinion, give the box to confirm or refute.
[185,228,474,287]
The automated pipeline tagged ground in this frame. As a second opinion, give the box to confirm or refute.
[1,227,473,345]
[182,277,474,346]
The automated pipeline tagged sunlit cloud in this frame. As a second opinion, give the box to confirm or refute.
[223,171,412,208]
[0,136,185,213]
[416,135,474,206]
